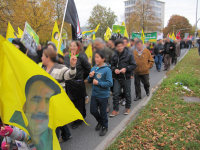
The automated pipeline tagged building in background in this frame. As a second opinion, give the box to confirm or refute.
[124,0,165,30]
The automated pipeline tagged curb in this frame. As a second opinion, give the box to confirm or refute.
[94,49,189,150]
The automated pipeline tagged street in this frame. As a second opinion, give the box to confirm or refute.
[60,49,188,150]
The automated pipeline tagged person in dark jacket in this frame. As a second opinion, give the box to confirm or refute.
[197,38,200,56]
[163,37,175,71]
[153,39,164,72]
[92,38,113,66]
[180,40,185,49]
[64,41,91,130]
[186,39,192,50]
[110,39,137,117]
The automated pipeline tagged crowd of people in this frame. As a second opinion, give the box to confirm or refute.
[0,34,198,150]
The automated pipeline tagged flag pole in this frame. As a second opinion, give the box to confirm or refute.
[57,0,69,52]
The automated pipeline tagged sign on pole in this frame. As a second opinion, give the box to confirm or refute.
[132,32,157,43]
[21,22,39,54]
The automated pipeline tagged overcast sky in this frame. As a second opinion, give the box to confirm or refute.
[74,0,200,28]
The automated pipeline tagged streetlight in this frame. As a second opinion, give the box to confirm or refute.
[173,25,176,33]
[176,28,191,36]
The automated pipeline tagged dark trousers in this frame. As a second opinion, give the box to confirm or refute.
[134,74,150,98]
[164,54,172,70]
[90,96,108,128]
[72,97,86,118]
[56,125,71,140]
[198,46,200,56]
[113,79,131,111]
[72,97,86,124]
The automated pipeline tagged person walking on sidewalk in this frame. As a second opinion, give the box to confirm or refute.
[197,37,200,56]
[110,39,137,117]
[133,39,154,101]
[88,50,113,136]
[174,39,181,65]
[153,39,164,72]
[163,37,175,71]
[64,41,91,130]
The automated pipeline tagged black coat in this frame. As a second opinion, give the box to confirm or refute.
[111,47,137,80]
[153,44,164,55]
[197,39,200,44]
[64,53,91,100]
[186,40,192,45]
[163,41,175,57]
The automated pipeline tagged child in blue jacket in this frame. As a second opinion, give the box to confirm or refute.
[87,50,113,136]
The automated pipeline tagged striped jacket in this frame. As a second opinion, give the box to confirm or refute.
[43,63,76,89]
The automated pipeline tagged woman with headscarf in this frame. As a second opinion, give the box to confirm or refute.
[64,41,91,130]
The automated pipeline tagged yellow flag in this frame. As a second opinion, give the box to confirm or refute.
[85,44,93,64]
[104,27,112,42]
[18,27,24,38]
[51,21,63,56]
[121,22,129,38]
[6,22,18,42]
[122,22,130,47]
[0,35,85,150]
[169,33,172,39]
[93,23,100,41]
[141,29,145,44]
[172,33,176,40]
[93,34,96,41]
[82,23,100,35]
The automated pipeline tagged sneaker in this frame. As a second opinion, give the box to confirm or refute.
[99,127,108,136]
[59,136,72,143]
[122,99,126,106]
[110,111,119,117]
[85,96,89,104]
[124,109,130,115]
[95,122,102,131]
[119,97,123,104]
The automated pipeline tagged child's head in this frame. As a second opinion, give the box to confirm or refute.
[95,50,106,66]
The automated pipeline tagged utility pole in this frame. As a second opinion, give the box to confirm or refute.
[173,25,176,33]
[194,0,198,46]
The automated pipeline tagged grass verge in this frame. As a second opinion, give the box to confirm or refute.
[107,48,200,150]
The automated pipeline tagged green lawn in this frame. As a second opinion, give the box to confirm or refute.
[107,48,200,150]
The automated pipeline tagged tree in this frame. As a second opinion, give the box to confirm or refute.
[0,0,72,44]
[126,0,161,34]
[163,15,192,39]
[87,4,117,39]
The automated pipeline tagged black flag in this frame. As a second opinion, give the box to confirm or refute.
[64,0,82,41]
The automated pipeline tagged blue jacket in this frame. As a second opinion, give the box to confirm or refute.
[87,63,113,98]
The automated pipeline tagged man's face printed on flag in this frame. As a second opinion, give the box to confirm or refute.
[25,81,54,136]
[54,32,59,41]
[24,75,61,138]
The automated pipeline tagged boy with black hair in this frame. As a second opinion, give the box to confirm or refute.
[88,50,113,136]
[110,39,137,117]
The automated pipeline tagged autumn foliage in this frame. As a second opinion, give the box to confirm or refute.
[0,0,72,44]
[126,0,161,36]
[163,15,192,39]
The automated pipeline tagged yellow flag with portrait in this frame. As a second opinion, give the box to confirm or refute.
[0,35,85,150]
